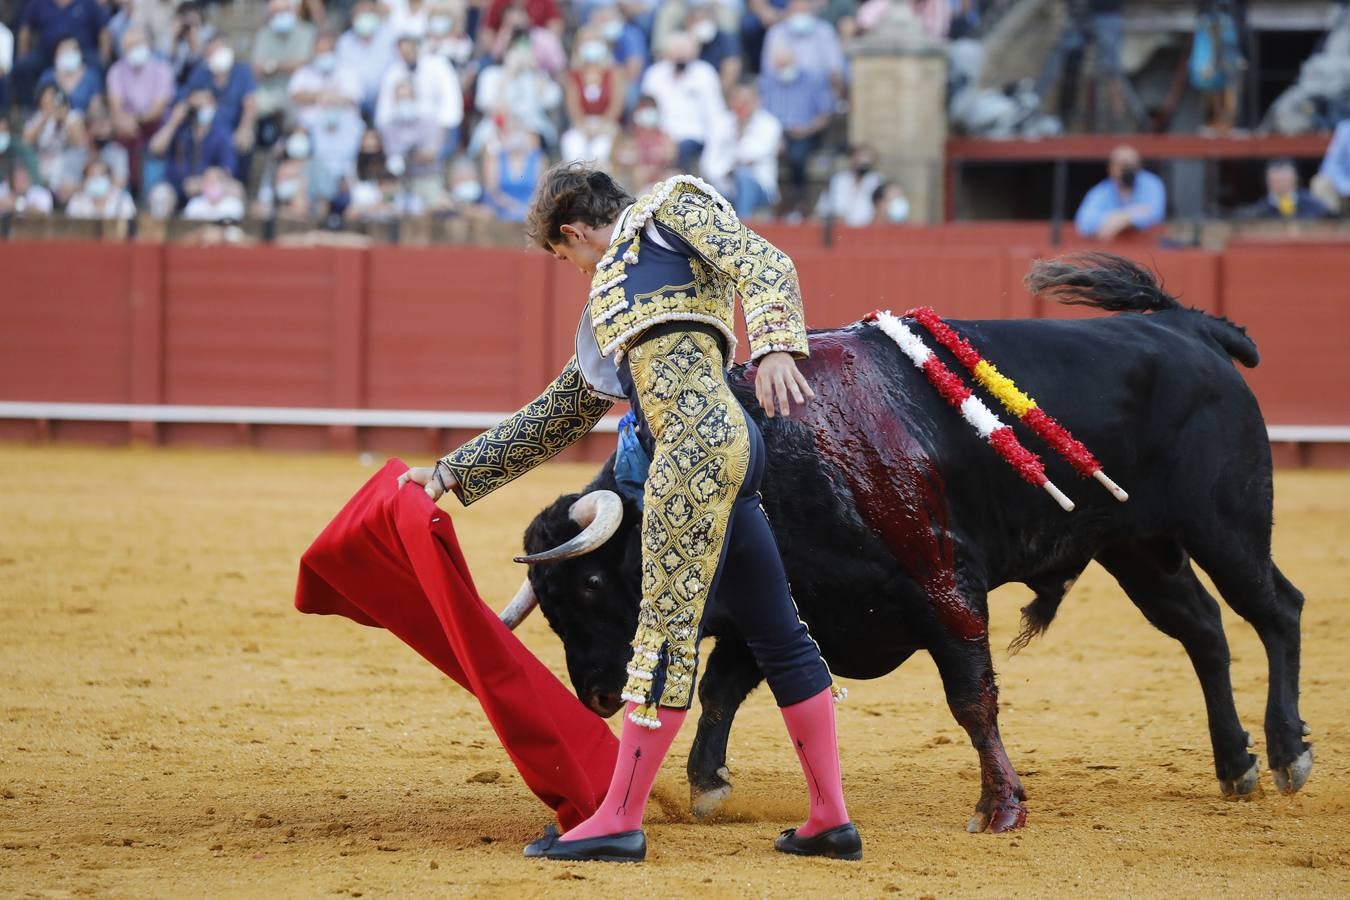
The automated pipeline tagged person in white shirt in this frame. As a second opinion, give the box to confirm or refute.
[376,33,463,160]
[65,159,137,219]
[384,0,432,39]
[815,145,884,226]
[0,21,13,109]
[639,31,726,171]
[0,165,55,216]
[335,1,397,114]
[183,166,246,221]
[289,31,362,131]
[472,42,561,153]
[700,81,781,217]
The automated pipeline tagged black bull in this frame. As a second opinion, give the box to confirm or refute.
[515,256,1311,833]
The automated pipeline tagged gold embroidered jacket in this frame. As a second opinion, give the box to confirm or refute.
[439,177,809,507]
[440,357,614,505]
[588,177,809,364]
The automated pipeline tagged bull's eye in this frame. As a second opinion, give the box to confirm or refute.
[583,573,605,594]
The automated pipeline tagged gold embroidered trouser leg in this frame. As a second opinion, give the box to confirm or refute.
[620,329,751,726]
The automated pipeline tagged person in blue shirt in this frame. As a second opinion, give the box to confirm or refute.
[147,86,238,203]
[178,36,257,172]
[35,37,103,112]
[1074,144,1167,240]
[1312,119,1350,217]
[12,0,109,106]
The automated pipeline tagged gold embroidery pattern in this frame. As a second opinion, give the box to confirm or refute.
[620,331,751,720]
[587,180,809,363]
[439,357,614,506]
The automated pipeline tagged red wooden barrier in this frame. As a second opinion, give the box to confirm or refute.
[1,236,1347,459]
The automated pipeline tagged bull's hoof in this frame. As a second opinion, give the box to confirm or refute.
[690,766,732,819]
[966,800,1027,834]
[1272,748,1313,795]
[1219,758,1261,798]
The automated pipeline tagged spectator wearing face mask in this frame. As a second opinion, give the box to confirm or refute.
[180,37,258,160]
[612,94,676,192]
[685,5,743,92]
[257,126,313,219]
[440,155,493,218]
[253,0,316,127]
[871,180,910,225]
[336,1,397,115]
[65,158,137,219]
[482,116,543,222]
[762,0,845,95]
[472,41,562,152]
[183,165,244,221]
[12,0,110,108]
[815,144,883,226]
[288,32,361,130]
[0,164,56,217]
[423,4,474,71]
[148,86,237,202]
[376,34,463,161]
[23,85,89,199]
[759,45,833,218]
[36,37,102,112]
[700,81,781,218]
[586,5,646,97]
[559,31,625,166]
[640,32,726,172]
[82,95,133,189]
[107,28,173,198]
[652,0,739,56]
[385,0,434,38]
[1074,144,1166,240]
[308,95,364,201]
[378,79,443,180]
[123,0,177,57]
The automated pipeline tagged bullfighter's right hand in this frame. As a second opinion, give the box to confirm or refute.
[397,464,457,502]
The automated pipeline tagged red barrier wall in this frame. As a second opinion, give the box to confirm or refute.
[1,235,1347,458]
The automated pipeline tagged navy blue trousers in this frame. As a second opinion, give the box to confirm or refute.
[620,324,831,708]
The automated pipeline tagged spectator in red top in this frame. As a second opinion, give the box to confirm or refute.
[482,0,563,38]
[560,30,625,165]
[612,94,676,192]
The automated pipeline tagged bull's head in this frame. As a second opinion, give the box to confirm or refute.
[496,487,642,718]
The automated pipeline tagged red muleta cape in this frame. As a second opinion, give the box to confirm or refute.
[294,458,618,829]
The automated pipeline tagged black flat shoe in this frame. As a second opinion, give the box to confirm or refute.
[774,822,863,860]
[522,824,647,862]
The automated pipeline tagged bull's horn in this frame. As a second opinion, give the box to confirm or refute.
[499,577,538,630]
[513,489,623,564]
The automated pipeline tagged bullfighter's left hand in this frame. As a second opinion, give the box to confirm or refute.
[755,351,815,418]
[397,464,457,501]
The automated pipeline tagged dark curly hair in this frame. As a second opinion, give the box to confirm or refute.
[526,161,634,250]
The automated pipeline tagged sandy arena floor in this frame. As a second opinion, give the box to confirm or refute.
[1,444,1348,898]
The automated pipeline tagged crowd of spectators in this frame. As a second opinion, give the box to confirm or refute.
[0,0,956,229]
[0,0,1347,234]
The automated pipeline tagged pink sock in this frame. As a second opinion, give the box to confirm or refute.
[781,688,850,837]
[562,703,688,841]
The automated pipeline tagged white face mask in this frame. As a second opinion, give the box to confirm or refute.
[395,99,419,121]
[775,65,798,82]
[451,180,482,203]
[126,44,151,67]
[788,12,814,34]
[428,15,452,35]
[196,105,216,126]
[601,20,623,42]
[578,41,608,64]
[354,12,380,37]
[634,107,659,129]
[209,47,234,73]
[286,132,311,159]
[313,51,336,73]
[0,133,10,154]
[691,20,717,44]
[885,196,910,223]
[275,178,300,200]
[57,50,83,73]
[271,10,298,32]
[85,174,111,198]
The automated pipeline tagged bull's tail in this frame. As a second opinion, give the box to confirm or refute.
[1026,253,1260,368]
